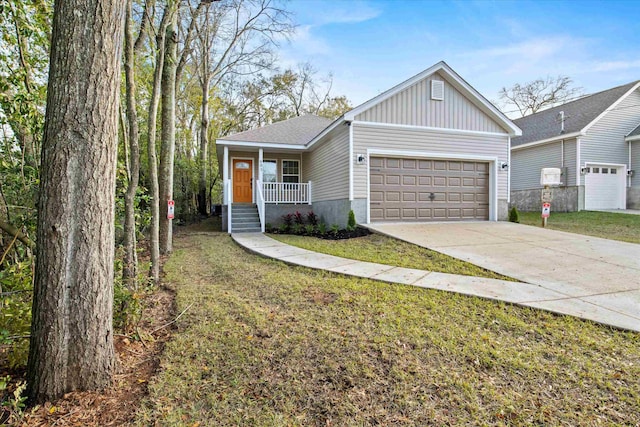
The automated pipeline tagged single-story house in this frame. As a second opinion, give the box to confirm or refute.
[510,80,640,212]
[216,61,521,232]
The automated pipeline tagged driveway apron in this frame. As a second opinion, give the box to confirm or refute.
[367,222,640,331]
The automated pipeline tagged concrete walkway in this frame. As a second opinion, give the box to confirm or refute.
[368,222,640,333]
[232,232,640,332]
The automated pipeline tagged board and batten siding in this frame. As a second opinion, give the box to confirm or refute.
[579,88,640,185]
[355,71,507,134]
[352,123,509,200]
[302,125,349,202]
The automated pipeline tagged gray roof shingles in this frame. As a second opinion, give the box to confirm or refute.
[217,114,334,146]
[512,81,639,147]
[628,123,640,138]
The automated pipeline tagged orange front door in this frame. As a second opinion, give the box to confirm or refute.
[233,159,253,203]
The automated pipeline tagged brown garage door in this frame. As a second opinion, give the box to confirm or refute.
[370,157,489,222]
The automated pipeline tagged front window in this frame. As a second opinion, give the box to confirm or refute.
[282,160,299,183]
[263,160,277,182]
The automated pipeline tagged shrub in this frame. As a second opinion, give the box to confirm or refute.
[347,210,356,229]
[291,224,304,235]
[304,225,315,235]
[307,211,318,226]
[330,224,340,235]
[317,222,327,235]
[508,206,520,223]
[265,223,273,232]
[281,213,294,227]
[278,224,288,233]
[293,211,305,225]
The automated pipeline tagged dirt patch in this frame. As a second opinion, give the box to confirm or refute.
[17,287,176,426]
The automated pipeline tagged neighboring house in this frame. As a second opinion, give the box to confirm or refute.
[510,81,640,212]
[216,61,521,233]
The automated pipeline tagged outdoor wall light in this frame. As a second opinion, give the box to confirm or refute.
[500,162,509,170]
[356,154,366,165]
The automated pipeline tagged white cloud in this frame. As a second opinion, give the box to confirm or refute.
[591,59,640,72]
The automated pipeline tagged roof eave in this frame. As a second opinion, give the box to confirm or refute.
[215,139,307,150]
[511,131,584,151]
[626,134,640,142]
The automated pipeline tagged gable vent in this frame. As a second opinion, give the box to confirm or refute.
[431,80,444,101]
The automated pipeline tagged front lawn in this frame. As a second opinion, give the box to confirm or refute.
[518,210,640,244]
[269,233,513,280]
[136,232,640,426]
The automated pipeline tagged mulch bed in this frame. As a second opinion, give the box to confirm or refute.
[13,286,176,426]
[268,226,371,240]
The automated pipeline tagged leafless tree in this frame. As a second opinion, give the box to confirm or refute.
[499,75,583,117]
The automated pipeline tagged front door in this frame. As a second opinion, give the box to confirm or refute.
[233,159,253,203]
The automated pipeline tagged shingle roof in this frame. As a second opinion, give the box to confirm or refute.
[512,81,639,147]
[627,123,640,138]
[218,115,334,146]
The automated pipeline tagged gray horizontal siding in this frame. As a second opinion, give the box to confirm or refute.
[352,123,509,199]
[303,125,349,202]
[581,88,640,168]
[632,141,640,187]
[511,143,562,191]
[563,139,577,187]
[355,71,507,134]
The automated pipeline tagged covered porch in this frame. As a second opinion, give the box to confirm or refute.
[220,145,312,233]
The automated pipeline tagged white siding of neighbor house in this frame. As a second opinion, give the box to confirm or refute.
[355,71,507,134]
[511,142,562,191]
[302,125,349,201]
[579,87,640,185]
[352,123,509,199]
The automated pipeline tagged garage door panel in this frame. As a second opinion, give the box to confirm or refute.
[370,157,489,222]
[585,165,623,210]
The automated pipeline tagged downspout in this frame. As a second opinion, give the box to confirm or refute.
[507,137,511,204]
[348,121,353,201]
[629,140,632,188]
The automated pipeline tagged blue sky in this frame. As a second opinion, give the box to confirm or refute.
[279,0,640,115]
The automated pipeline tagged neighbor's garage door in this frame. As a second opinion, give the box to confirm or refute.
[369,157,489,222]
[585,165,624,210]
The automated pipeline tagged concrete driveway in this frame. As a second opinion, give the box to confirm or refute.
[367,222,640,331]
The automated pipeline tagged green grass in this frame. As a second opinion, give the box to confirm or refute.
[518,210,640,244]
[269,233,514,280]
[136,231,640,426]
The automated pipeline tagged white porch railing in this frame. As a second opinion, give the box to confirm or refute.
[225,179,232,234]
[256,179,266,232]
[263,182,312,204]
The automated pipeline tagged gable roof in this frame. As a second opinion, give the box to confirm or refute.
[512,80,640,147]
[344,61,521,136]
[627,123,640,141]
[217,115,333,146]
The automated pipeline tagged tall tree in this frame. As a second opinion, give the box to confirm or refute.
[146,3,175,281]
[499,75,583,117]
[122,0,143,286]
[27,0,125,403]
[159,21,178,254]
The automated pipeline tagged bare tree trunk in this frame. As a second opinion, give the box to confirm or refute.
[159,22,177,255]
[27,0,124,403]
[197,73,210,216]
[147,6,172,282]
[122,0,140,287]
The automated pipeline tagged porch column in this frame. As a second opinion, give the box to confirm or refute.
[223,145,229,204]
[258,148,263,183]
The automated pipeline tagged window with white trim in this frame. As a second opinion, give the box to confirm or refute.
[263,160,277,182]
[282,160,299,183]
